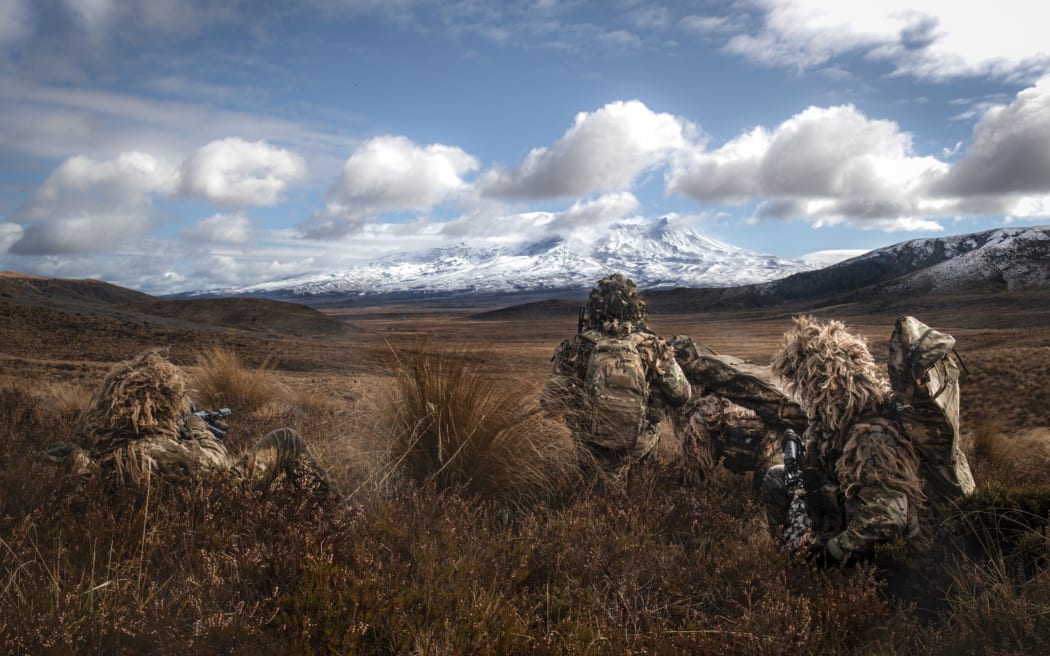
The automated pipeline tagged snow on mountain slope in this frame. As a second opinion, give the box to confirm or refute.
[884,226,1050,293]
[759,225,1050,301]
[204,219,817,298]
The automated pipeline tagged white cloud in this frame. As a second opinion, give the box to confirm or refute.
[9,152,179,254]
[626,6,671,30]
[440,192,641,241]
[300,135,479,239]
[65,0,116,38]
[800,249,868,266]
[726,0,1050,80]
[0,0,31,45]
[545,192,641,233]
[0,79,354,172]
[190,253,318,289]
[480,100,698,200]
[334,135,477,211]
[598,30,642,48]
[180,138,306,207]
[934,78,1050,196]
[185,211,253,244]
[1007,195,1050,219]
[668,104,948,230]
[0,222,23,253]
[679,14,742,35]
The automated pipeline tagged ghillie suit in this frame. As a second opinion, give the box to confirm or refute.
[669,336,807,485]
[762,316,927,563]
[541,274,690,491]
[48,350,342,500]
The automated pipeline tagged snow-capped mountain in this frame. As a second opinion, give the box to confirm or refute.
[203,219,817,299]
[760,225,1050,301]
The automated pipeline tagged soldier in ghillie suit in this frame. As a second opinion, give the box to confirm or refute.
[47,350,343,500]
[540,274,691,491]
[761,316,926,563]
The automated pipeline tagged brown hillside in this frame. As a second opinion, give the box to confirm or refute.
[0,270,154,307]
[123,298,354,337]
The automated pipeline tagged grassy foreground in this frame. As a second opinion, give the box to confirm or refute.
[2,349,1050,655]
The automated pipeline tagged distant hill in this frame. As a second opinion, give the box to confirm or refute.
[469,299,583,321]
[0,270,153,307]
[0,271,351,337]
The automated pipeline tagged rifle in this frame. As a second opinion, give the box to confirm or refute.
[577,305,587,334]
[782,428,804,489]
[182,406,232,441]
[781,428,817,551]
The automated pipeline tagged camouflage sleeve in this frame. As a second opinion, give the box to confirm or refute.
[647,338,691,407]
[828,487,912,560]
[828,423,921,560]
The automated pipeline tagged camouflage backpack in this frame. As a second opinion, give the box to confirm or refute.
[888,316,976,508]
[582,330,651,450]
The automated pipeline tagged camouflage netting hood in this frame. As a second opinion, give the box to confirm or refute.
[771,316,891,441]
[76,350,192,447]
[585,273,648,337]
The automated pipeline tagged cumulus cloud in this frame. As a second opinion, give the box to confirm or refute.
[180,138,306,207]
[441,192,640,241]
[0,222,23,253]
[9,152,178,254]
[479,100,698,200]
[189,253,317,289]
[185,211,253,244]
[933,78,1050,197]
[668,104,948,230]
[333,135,477,210]
[725,1,1050,81]
[544,192,641,234]
[299,135,479,239]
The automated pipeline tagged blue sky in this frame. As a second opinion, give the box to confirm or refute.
[1,0,1049,293]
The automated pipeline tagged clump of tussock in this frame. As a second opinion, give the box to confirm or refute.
[191,347,284,416]
[965,421,1050,487]
[75,350,190,446]
[41,381,92,421]
[375,345,576,508]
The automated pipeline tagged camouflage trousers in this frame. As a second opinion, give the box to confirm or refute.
[577,423,661,493]
[53,427,343,500]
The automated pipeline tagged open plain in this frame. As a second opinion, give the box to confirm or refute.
[3,278,1050,654]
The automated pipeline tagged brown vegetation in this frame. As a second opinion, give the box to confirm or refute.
[2,290,1050,653]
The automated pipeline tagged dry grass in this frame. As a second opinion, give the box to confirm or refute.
[191,347,285,416]
[373,344,577,509]
[965,421,1050,488]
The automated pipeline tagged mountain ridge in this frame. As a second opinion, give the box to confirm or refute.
[194,219,818,300]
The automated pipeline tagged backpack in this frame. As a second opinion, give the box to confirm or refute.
[582,330,651,450]
[887,316,976,508]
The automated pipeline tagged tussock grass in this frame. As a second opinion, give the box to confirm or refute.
[191,347,284,416]
[374,345,576,509]
[966,421,1050,488]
